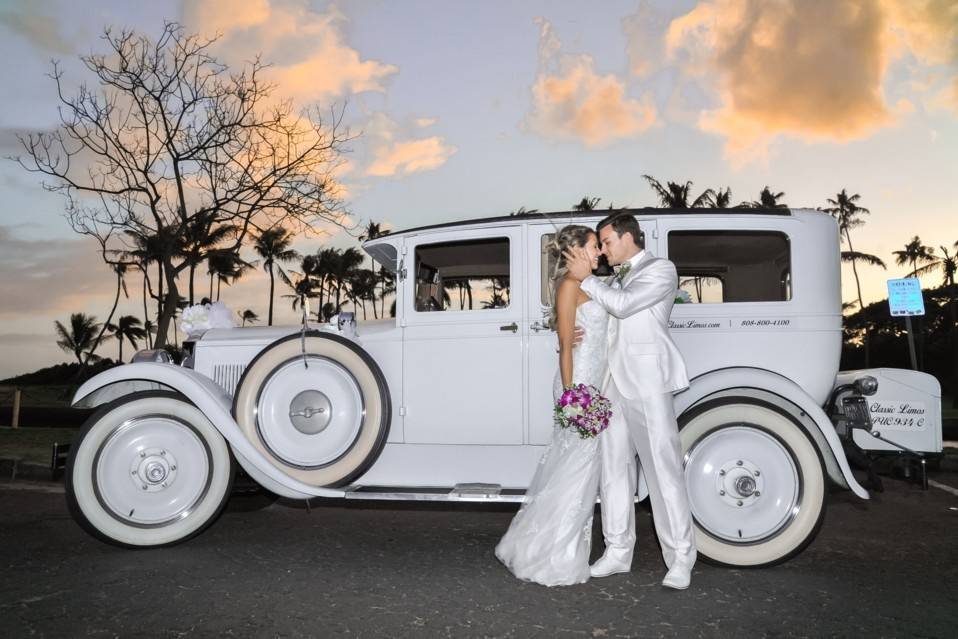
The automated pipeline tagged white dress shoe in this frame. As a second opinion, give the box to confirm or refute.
[589,552,632,578]
[661,563,691,590]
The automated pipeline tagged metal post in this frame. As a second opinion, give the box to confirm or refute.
[11,388,21,429]
[905,316,919,370]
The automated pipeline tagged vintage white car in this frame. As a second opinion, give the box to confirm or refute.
[66,208,943,567]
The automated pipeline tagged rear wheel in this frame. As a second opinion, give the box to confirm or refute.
[66,392,234,548]
[680,398,826,567]
[232,331,390,487]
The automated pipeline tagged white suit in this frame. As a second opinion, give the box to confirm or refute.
[580,249,696,570]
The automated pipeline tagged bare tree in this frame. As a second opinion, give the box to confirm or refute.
[14,23,352,346]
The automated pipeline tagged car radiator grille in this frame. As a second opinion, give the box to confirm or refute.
[212,363,246,397]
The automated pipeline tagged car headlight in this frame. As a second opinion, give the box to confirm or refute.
[132,349,173,364]
[854,375,879,396]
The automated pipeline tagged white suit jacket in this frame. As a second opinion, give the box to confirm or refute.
[581,250,689,400]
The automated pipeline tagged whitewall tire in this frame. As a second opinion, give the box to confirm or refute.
[679,398,826,567]
[232,331,390,487]
[66,392,234,548]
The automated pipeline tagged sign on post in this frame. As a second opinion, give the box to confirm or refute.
[886,278,924,371]
[886,278,925,316]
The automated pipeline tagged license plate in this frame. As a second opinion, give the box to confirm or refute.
[842,396,872,430]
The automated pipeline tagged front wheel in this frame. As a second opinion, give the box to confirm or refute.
[680,398,826,567]
[66,391,234,548]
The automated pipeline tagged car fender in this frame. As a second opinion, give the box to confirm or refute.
[674,366,869,500]
[72,362,345,500]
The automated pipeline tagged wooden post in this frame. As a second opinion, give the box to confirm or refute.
[12,388,21,429]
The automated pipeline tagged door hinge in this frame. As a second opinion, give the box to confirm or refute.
[399,406,406,416]
[398,258,407,281]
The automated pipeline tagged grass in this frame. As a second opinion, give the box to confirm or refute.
[0,427,77,465]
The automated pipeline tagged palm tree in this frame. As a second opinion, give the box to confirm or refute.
[573,197,602,211]
[822,190,886,366]
[743,186,788,209]
[347,269,379,319]
[359,221,389,313]
[894,236,936,277]
[105,315,147,363]
[707,188,732,208]
[238,309,260,327]
[509,206,540,216]
[915,243,958,288]
[915,242,958,407]
[123,227,177,332]
[206,249,256,300]
[55,313,101,365]
[378,265,396,317]
[279,268,315,318]
[303,248,338,321]
[643,176,713,208]
[84,261,132,366]
[679,276,722,303]
[143,320,155,349]
[328,247,366,315]
[252,228,301,326]
[180,212,237,305]
[481,291,507,309]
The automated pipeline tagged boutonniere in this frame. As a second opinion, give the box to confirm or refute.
[614,262,632,283]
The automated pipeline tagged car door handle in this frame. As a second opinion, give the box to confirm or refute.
[499,322,518,333]
[530,321,551,332]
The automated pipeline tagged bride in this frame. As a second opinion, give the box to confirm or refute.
[495,224,609,586]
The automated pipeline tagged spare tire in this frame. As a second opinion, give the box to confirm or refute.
[232,331,390,487]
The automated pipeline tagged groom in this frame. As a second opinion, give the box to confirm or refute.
[564,212,696,590]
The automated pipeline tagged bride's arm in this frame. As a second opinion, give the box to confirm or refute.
[555,278,579,388]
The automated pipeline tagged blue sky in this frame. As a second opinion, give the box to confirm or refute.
[0,0,956,378]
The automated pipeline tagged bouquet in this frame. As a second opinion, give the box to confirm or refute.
[179,301,236,336]
[554,384,613,439]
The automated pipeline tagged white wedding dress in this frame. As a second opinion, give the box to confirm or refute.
[495,300,608,586]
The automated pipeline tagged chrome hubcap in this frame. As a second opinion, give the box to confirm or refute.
[289,390,332,434]
[716,458,763,507]
[129,447,179,492]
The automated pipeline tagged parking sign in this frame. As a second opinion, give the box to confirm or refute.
[886,278,925,316]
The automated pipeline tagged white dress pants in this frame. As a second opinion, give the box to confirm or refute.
[599,378,696,568]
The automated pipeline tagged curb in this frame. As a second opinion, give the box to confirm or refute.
[0,457,57,483]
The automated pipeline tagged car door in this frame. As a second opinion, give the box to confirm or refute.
[401,226,524,444]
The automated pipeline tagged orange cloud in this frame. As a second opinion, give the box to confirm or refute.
[667,0,893,164]
[367,137,454,177]
[883,0,958,111]
[526,18,657,147]
[182,0,397,104]
[362,112,456,177]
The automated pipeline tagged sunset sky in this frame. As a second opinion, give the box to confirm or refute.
[0,0,956,378]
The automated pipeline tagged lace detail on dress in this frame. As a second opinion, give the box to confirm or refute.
[495,301,609,586]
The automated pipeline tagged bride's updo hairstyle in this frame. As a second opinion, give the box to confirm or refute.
[546,224,595,330]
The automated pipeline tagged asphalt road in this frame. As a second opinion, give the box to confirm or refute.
[1,472,957,639]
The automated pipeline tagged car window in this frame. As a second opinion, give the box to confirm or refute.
[668,230,791,303]
[414,237,510,312]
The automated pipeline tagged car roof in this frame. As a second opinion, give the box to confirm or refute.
[378,207,793,239]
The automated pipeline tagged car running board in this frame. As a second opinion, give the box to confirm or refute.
[343,483,525,503]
